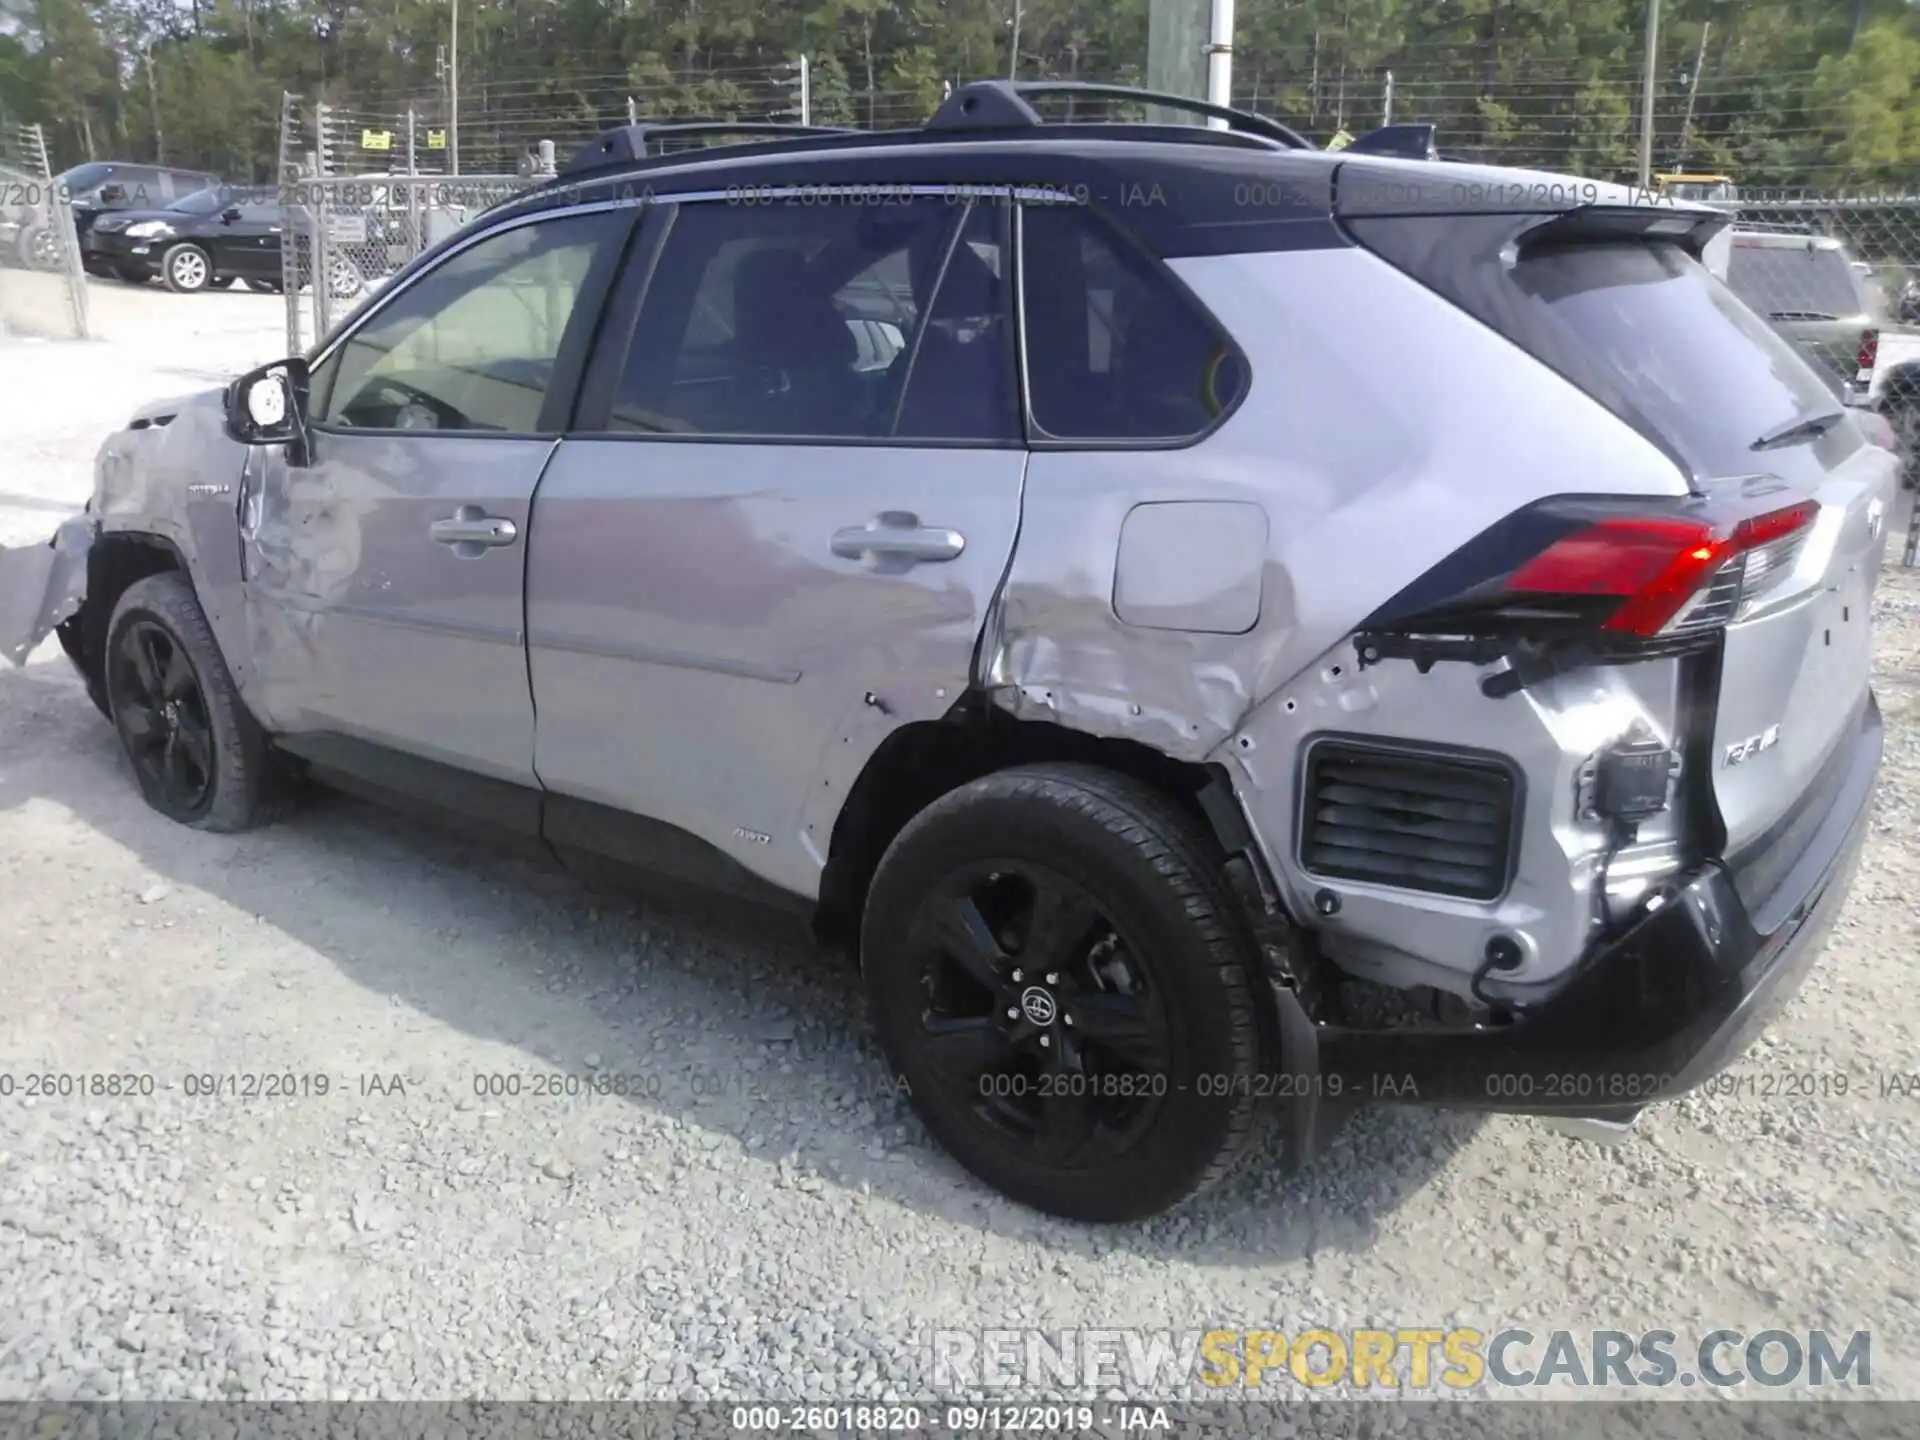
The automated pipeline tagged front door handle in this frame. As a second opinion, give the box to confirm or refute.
[431,506,518,551]
[831,511,967,570]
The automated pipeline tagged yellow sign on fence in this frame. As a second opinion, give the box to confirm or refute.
[426,129,448,150]
[361,129,393,151]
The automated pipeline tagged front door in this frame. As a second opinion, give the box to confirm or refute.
[218,202,285,281]
[240,205,632,786]
[525,192,1027,896]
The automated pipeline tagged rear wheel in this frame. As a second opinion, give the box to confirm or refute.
[862,764,1264,1221]
[104,573,281,831]
[160,243,211,293]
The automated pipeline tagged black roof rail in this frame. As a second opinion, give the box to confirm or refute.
[926,80,1313,150]
[561,119,863,177]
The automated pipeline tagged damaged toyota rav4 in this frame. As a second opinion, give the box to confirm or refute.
[0,84,1891,1222]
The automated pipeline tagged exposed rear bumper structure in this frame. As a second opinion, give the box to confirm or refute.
[1286,691,1881,1125]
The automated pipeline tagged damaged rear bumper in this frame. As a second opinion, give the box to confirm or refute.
[0,512,95,666]
[1282,690,1880,1130]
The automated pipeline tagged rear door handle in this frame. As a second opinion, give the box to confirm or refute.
[831,511,967,569]
[431,507,518,549]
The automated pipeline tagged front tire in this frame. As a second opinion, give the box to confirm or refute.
[104,573,280,831]
[862,764,1264,1222]
[160,242,211,293]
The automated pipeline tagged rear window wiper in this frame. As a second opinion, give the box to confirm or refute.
[1751,409,1846,451]
[1767,309,1841,321]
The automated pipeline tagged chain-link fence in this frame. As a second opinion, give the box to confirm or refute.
[0,123,88,340]
[1707,193,1920,498]
[275,93,538,354]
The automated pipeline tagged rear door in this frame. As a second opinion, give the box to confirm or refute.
[241,203,633,785]
[524,190,1026,897]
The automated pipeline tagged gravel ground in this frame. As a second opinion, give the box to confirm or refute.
[0,284,1917,1412]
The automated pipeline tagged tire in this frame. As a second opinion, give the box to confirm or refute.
[326,253,364,300]
[104,573,281,832]
[160,242,212,293]
[861,763,1264,1222]
[19,224,59,271]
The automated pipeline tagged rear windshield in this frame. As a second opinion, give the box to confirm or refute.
[1724,241,1864,320]
[1348,213,1858,484]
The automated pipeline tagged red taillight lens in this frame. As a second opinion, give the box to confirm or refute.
[1503,500,1818,638]
[1858,329,1879,375]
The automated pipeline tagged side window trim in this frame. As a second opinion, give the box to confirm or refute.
[569,202,677,433]
[1013,199,1251,452]
[567,185,1026,449]
[304,200,643,440]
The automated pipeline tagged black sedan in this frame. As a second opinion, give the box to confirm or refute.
[84,186,362,297]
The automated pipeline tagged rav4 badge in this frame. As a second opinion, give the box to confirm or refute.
[1724,725,1781,767]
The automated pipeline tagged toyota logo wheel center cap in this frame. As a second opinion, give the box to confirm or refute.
[1019,986,1057,1026]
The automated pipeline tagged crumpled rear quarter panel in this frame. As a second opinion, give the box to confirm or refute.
[983,244,1699,989]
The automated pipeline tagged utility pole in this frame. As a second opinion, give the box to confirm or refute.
[1009,0,1022,80]
[1382,69,1394,127]
[1674,20,1708,171]
[1146,0,1209,124]
[449,0,461,176]
[1637,0,1660,189]
[1204,0,1235,130]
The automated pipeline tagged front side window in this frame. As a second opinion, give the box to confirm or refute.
[170,188,226,217]
[1019,202,1245,442]
[609,194,1000,440]
[311,209,619,434]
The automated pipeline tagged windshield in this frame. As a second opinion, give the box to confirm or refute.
[56,162,116,191]
[1725,241,1865,319]
[170,187,227,216]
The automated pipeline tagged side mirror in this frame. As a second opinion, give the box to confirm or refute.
[225,358,311,461]
[98,184,126,204]
[222,206,242,224]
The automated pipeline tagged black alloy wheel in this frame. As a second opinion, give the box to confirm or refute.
[103,572,287,831]
[111,618,216,818]
[911,862,1172,1167]
[863,764,1264,1222]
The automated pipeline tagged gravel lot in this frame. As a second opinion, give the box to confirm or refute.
[1,283,1918,1409]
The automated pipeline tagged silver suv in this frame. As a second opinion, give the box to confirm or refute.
[0,83,1892,1222]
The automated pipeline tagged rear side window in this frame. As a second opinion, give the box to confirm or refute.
[1725,241,1864,320]
[609,194,1015,442]
[1020,203,1245,442]
[1349,214,1857,483]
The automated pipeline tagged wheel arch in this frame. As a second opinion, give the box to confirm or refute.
[59,530,190,702]
[815,695,1261,944]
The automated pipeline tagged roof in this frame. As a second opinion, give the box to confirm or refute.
[472,79,1719,256]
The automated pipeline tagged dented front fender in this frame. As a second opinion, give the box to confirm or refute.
[0,511,96,666]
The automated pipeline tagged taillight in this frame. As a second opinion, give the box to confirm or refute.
[1858,329,1879,377]
[1358,493,1822,667]
[1507,501,1817,637]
